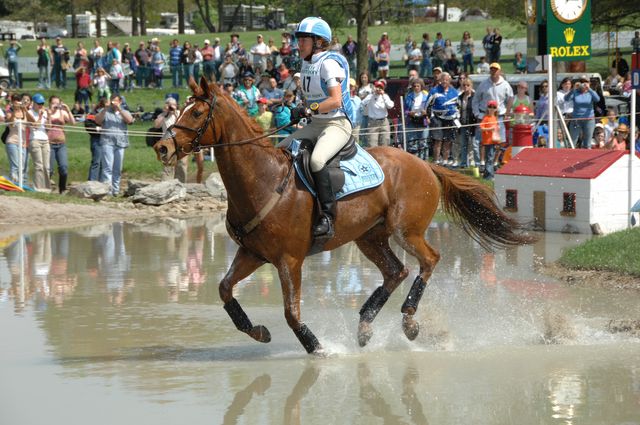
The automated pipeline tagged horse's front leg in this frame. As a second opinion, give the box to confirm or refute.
[276,256,322,354]
[219,247,271,343]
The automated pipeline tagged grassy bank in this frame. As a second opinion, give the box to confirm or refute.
[558,227,640,277]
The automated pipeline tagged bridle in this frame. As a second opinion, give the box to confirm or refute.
[163,91,296,158]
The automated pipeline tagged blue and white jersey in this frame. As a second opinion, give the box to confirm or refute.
[300,51,355,124]
[426,85,460,120]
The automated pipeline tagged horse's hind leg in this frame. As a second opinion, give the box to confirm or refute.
[355,227,409,347]
[395,233,440,341]
[219,247,271,343]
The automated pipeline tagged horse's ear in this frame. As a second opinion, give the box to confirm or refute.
[199,76,210,95]
[188,76,200,93]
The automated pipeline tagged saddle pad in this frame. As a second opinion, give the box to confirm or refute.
[290,140,385,200]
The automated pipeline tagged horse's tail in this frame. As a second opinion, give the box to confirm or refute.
[430,164,537,250]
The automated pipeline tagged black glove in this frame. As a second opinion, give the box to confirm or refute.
[290,104,312,124]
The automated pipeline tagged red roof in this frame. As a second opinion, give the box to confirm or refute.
[497,148,627,179]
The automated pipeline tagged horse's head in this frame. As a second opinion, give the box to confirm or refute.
[154,76,219,166]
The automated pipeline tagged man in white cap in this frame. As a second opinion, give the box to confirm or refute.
[155,95,188,182]
[250,34,270,75]
[201,39,215,80]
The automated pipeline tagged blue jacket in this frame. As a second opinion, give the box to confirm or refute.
[426,85,460,120]
[566,88,600,119]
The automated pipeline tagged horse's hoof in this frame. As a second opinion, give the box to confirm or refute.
[249,325,271,343]
[403,315,420,341]
[311,346,328,357]
[358,321,373,347]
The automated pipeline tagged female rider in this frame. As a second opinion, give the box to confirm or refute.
[278,17,355,239]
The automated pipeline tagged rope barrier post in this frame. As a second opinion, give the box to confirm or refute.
[630,88,637,229]
[400,95,407,151]
[17,121,24,188]
[547,54,555,149]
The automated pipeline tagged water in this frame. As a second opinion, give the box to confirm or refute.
[1,214,639,424]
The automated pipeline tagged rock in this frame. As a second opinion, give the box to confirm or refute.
[205,172,227,200]
[68,181,112,201]
[125,179,152,197]
[131,180,187,205]
[185,183,212,198]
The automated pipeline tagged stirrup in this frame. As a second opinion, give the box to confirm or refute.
[313,214,334,237]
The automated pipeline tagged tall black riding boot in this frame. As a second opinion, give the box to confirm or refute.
[59,174,67,194]
[312,167,336,238]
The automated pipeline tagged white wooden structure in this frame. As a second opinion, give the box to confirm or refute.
[495,149,640,234]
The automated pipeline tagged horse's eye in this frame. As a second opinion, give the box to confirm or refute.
[192,110,203,118]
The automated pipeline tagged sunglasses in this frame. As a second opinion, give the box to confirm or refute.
[487,105,497,109]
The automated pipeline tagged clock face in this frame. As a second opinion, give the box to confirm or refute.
[551,0,588,23]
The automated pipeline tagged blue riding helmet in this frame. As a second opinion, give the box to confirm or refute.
[33,93,46,104]
[295,17,332,43]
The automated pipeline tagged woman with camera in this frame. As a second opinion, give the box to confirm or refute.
[47,95,76,194]
[404,78,429,159]
[565,75,600,149]
[155,96,189,182]
[3,94,30,186]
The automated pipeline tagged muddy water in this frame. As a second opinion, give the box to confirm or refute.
[1,214,639,425]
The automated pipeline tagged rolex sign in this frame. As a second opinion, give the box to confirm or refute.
[546,0,591,61]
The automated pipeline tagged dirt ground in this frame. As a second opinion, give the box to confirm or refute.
[1,195,637,289]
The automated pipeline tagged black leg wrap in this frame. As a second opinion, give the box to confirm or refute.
[359,286,391,323]
[401,276,427,315]
[293,323,321,354]
[224,298,253,333]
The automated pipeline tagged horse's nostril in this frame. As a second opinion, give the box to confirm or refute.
[159,146,168,155]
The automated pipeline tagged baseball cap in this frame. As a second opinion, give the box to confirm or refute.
[257,97,268,104]
[204,39,210,44]
[487,100,498,107]
[490,62,501,70]
[433,67,443,73]
[579,74,589,82]
[349,78,357,87]
[293,72,301,79]
[617,123,629,133]
[374,80,386,89]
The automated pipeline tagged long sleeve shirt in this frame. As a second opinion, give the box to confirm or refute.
[565,88,600,119]
[362,93,394,120]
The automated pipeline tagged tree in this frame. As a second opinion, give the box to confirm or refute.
[131,0,139,36]
[194,0,216,32]
[178,0,185,34]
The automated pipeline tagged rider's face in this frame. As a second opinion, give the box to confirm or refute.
[297,36,313,58]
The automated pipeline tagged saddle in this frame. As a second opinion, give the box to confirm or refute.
[294,136,358,194]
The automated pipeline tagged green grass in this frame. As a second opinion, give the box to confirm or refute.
[558,227,640,277]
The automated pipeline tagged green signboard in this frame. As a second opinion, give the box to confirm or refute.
[546,0,591,61]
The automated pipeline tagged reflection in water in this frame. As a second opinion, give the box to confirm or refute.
[1,215,640,424]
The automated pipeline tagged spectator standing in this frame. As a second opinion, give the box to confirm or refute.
[348,79,363,144]
[90,39,104,76]
[201,39,215,80]
[94,94,134,196]
[376,45,390,79]
[357,71,374,145]
[378,32,391,55]
[28,93,51,191]
[134,41,151,88]
[250,34,270,75]
[84,98,106,181]
[480,99,501,179]
[4,40,22,89]
[432,32,446,69]
[444,53,461,76]
[511,81,532,109]
[601,107,619,142]
[534,80,550,123]
[50,37,69,89]
[75,66,91,113]
[155,96,187,182]
[407,41,422,73]
[425,72,460,165]
[169,39,183,88]
[181,41,196,85]
[632,31,640,54]
[476,56,490,74]
[342,35,358,76]
[459,31,475,74]
[491,28,503,63]
[472,62,514,160]
[457,77,479,168]
[443,39,454,60]
[47,95,75,194]
[72,42,89,70]
[212,38,223,80]
[193,43,203,81]
[420,33,432,78]
[37,38,51,89]
[404,78,429,159]
[279,39,293,69]
[482,27,494,61]
[565,75,600,149]
[93,67,111,99]
[4,94,30,185]
[557,77,574,118]
[151,45,166,89]
[362,80,395,146]
[612,49,629,78]
[268,37,279,65]
[219,54,239,86]
[121,43,137,91]
[108,58,123,94]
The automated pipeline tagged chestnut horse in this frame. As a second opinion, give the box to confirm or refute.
[154,77,533,355]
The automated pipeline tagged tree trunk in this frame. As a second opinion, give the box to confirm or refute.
[217,0,224,33]
[139,0,147,36]
[131,0,138,36]
[178,0,185,34]
[95,0,101,38]
[356,0,371,78]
